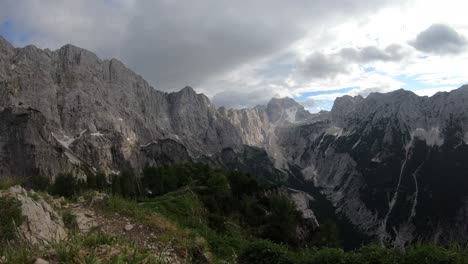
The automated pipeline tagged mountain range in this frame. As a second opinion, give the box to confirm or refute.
[2,36,468,247]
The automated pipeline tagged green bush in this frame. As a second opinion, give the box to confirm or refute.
[262,195,303,245]
[354,245,401,264]
[309,220,342,248]
[62,210,78,230]
[0,196,24,242]
[27,174,50,192]
[308,248,347,264]
[238,240,293,264]
[403,243,457,264]
[110,168,140,198]
[95,171,108,191]
[52,173,85,197]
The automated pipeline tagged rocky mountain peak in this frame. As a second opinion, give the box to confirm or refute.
[180,86,197,94]
[267,97,312,123]
[0,36,14,53]
[267,97,303,109]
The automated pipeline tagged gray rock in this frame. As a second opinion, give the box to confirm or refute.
[70,207,98,233]
[124,224,134,231]
[33,258,49,264]
[0,186,67,245]
[0,38,244,180]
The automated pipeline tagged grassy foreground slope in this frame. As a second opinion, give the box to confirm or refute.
[1,163,468,263]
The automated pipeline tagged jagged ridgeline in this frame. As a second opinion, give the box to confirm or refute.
[2,36,468,247]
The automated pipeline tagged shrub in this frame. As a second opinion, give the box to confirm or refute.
[354,245,401,264]
[52,173,85,197]
[0,196,24,242]
[309,220,342,248]
[62,210,78,230]
[403,243,457,264]
[262,195,303,245]
[27,174,50,191]
[110,168,140,198]
[238,240,293,264]
[308,248,346,264]
[95,171,107,191]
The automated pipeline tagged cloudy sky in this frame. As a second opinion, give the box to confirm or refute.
[1,0,467,112]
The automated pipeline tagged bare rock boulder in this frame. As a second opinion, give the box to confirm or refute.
[0,186,67,245]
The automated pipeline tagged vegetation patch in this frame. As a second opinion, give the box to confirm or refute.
[62,209,78,231]
[0,177,25,190]
[0,195,24,242]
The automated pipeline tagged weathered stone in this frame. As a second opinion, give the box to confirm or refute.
[33,258,49,264]
[70,207,98,233]
[0,186,67,245]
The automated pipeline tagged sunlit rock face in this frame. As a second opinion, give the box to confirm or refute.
[0,37,244,179]
[290,86,468,246]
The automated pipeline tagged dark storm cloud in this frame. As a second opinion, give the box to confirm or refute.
[120,1,402,90]
[409,24,467,55]
[299,52,349,79]
[0,0,399,92]
[298,44,410,80]
[340,44,408,63]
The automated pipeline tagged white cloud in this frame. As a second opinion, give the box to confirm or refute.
[412,86,459,97]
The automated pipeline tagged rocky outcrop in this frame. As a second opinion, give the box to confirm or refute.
[288,189,320,229]
[292,86,468,246]
[0,38,243,179]
[219,97,315,169]
[70,207,98,233]
[0,186,67,245]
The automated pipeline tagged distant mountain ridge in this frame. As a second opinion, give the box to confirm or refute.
[2,36,468,246]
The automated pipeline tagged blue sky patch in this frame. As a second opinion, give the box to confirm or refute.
[0,21,14,42]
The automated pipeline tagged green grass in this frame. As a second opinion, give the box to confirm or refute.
[0,229,165,264]
[83,230,116,247]
[0,177,25,190]
[0,196,24,242]
[141,191,253,262]
[141,191,206,230]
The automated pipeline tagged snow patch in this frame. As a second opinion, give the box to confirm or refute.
[91,132,104,137]
[352,138,361,149]
[412,127,444,147]
[9,64,16,70]
[371,157,382,163]
[117,118,123,121]
[52,129,87,149]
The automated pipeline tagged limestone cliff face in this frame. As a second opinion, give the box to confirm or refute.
[294,87,468,246]
[0,37,242,178]
[219,97,315,169]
